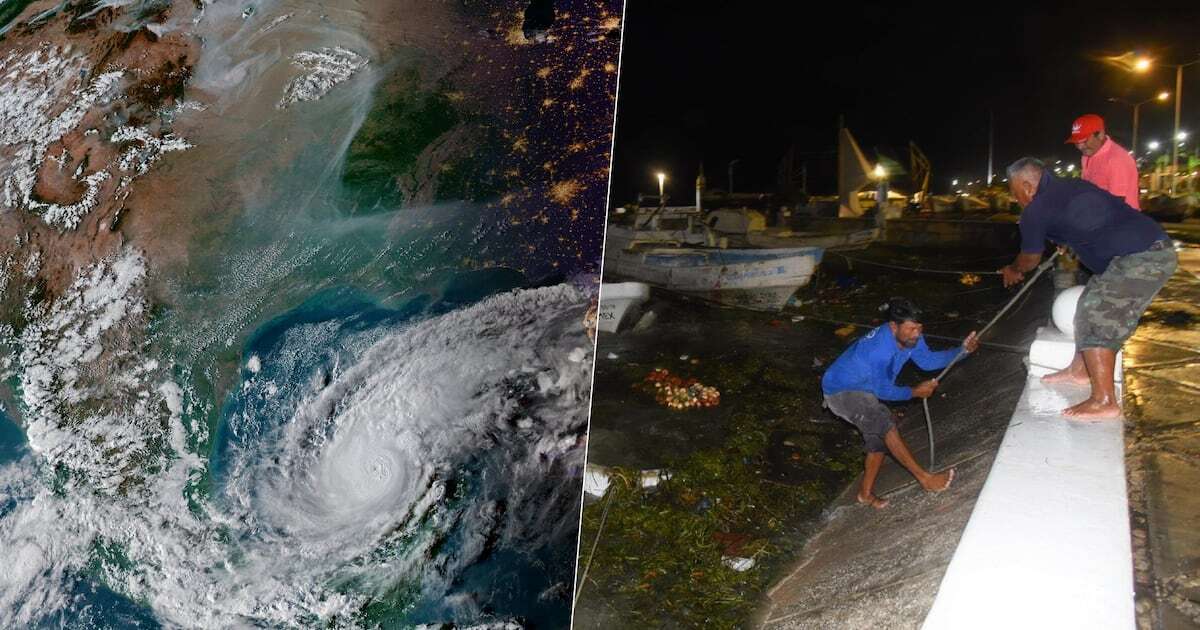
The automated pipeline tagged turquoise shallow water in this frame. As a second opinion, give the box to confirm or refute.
[0,411,24,466]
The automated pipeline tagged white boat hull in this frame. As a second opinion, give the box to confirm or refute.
[745,227,879,251]
[603,234,823,311]
[597,282,651,333]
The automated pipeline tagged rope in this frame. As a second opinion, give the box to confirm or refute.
[573,485,617,606]
[922,251,1059,469]
[831,251,1003,276]
[791,314,1031,354]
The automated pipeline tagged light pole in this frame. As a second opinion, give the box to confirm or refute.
[656,172,666,206]
[873,164,887,201]
[1169,60,1200,192]
[1133,55,1200,192]
[727,159,740,195]
[1108,91,1170,159]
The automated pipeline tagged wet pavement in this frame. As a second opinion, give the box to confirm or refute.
[1125,239,1200,630]
[579,243,1054,628]
[758,236,1200,630]
[755,309,1043,629]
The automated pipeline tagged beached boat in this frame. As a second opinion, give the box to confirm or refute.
[741,226,878,250]
[704,208,879,251]
[603,226,822,311]
[597,282,651,333]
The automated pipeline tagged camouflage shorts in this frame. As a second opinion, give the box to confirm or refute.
[1075,243,1177,352]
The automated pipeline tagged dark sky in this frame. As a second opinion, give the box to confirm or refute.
[608,2,1200,205]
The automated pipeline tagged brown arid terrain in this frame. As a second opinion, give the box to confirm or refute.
[0,1,200,298]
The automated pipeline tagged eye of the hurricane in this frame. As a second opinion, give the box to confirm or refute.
[187,284,588,627]
[317,437,405,511]
[281,406,430,530]
[367,454,392,482]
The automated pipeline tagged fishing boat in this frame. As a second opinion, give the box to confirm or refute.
[704,208,879,250]
[597,282,651,333]
[603,225,823,311]
[742,227,878,250]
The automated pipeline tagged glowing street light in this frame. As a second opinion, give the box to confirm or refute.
[655,172,666,203]
[1158,91,1171,101]
[1114,51,1200,189]
[1177,131,1189,141]
[873,164,887,179]
[951,179,958,186]
[1148,140,1160,151]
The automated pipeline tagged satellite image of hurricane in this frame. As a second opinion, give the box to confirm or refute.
[0,0,621,627]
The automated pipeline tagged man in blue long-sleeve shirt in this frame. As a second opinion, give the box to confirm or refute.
[822,298,978,508]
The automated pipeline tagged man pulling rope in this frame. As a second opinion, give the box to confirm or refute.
[820,299,979,509]
[1001,157,1176,419]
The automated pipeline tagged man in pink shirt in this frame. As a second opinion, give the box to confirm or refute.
[1067,113,1141,210]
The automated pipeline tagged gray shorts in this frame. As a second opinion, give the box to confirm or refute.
[1076,244,1177,352]
[824,391,894,453]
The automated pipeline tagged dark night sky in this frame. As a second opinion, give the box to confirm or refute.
[608,2,1200,205]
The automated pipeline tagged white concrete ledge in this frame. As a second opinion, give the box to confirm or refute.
[1028,325,1123,381]
[922,327,1135,630]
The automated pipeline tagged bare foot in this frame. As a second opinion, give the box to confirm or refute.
[921,468,955,493]
[1041,367,1089,385]
[856,493,890,509]
[1062,398,1122,420]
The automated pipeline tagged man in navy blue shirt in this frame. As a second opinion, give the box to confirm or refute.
[1001,157,1177,419]
[822,299,978,508]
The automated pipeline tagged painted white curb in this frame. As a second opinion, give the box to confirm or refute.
[922,326,1135,630]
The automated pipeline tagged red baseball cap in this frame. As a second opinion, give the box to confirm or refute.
[1066,114,1104,144]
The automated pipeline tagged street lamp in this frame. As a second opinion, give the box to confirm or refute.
[872,164,889,212]
[727,159,741,195]
[1108,91,1170,158]
[655,172,666,205]
[1134,55,1200,191]
[1137,54,1200,190]
[1134,57,1152,73]
[1169,59,1200,190]
[1148,140,1160,151]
